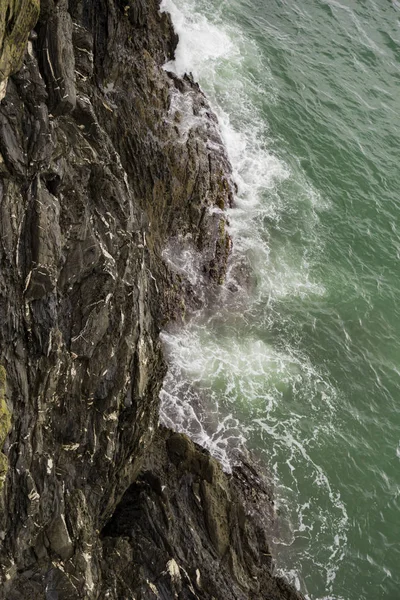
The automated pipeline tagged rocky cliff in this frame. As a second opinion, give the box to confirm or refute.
[0,1,305,598]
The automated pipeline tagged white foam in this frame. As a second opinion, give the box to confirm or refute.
[161,0,238,78]
[162,0,325,301]
[163,236,203,286]
[159,0,346,594]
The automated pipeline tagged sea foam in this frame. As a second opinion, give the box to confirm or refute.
[159,0,348,595]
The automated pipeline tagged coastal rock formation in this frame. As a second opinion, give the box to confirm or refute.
[0,0,304,598]
[101,427,304,600]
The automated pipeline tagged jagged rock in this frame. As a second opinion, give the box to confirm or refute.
[0,0,305,598]
[101,427,304,600]
[37,0,77,115]
[0,0,40,96]
[46,513,74,561]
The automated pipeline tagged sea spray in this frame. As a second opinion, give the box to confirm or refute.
[159,0,350,597]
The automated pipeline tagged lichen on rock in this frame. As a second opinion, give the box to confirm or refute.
[0,366,11,490]
[0,0,40,97]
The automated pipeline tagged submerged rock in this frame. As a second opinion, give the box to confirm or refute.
[0,0,305,598]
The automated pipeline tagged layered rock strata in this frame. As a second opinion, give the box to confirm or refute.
[0,1,304,598]
[101,427,305,600]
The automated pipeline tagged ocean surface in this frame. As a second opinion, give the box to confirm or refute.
[159,0,400,598]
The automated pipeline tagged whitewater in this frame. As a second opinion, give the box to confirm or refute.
[159,0,400,598]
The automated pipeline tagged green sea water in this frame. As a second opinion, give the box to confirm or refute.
[159,0,400,598]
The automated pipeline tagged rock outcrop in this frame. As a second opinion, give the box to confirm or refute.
[101,427,304,600]
[0,1,305,598]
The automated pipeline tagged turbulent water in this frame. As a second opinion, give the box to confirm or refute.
[159,1,400,598]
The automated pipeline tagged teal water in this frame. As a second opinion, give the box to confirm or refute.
[159,0,400,598]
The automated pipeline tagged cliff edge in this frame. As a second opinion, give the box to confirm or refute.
[0,1,305,598]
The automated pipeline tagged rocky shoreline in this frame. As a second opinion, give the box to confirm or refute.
[0,1,305,598]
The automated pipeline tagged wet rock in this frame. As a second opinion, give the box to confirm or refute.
[46,513,74,561]
[0,0,304,598]
[37,0,77,115]
[101,427,306,600]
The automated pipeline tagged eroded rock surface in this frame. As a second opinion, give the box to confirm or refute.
[101,427,304,600]
[0,1,304,598]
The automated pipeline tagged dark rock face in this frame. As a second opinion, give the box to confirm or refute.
[101,427,304,600]
[0,1,304,598]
